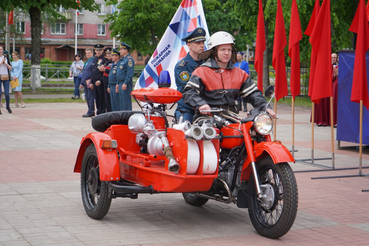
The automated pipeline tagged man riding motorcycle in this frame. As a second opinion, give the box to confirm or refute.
[182,31,276,119]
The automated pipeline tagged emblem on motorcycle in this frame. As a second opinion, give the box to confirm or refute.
[180,71,190,82]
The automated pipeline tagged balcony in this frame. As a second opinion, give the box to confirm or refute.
[58,11,72,20]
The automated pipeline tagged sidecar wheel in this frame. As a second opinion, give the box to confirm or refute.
[81,144,112,219]
[182,193,209,206]
[248,157,298,239]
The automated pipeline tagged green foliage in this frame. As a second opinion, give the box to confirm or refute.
[105,0,181,55]
[41,58,53,64]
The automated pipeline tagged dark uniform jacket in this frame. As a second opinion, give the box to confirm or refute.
[174,53,203,112]
[183,57,269,112]
[102,59,114,86]
[90,55,107,84]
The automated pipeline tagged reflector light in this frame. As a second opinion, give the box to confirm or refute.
[101,140,118,149]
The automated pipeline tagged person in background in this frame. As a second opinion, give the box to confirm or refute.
[0,47,12,114]
[312,53,338,127]
[99,47,114,112]
[69,54,84,99]
[234,51,250,112]
[107,49,121,111]
[117,42,135,111]
[174,27,206,123]
[11,51,25,108]
[91,44,107,115]
[80,48,95,117]
[182,31,276,119]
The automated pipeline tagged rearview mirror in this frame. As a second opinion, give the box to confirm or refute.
[264,85,275,98]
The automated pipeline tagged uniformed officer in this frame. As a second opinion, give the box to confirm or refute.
[100,47,114,112]
[90,44,108,115]
[174,27,206,123]
[107,49,121,111]
[117,42,135,111]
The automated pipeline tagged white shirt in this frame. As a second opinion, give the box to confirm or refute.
[0,55,9,75]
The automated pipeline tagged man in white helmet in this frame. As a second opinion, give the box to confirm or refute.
[182,31,276,118]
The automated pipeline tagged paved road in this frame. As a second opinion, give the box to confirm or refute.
[0,100,368,245]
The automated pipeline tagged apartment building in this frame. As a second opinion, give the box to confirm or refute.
[2,2,145,64]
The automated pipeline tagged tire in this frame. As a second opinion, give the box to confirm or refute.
[81,144,112,219]
[182,193,209,206]
[248,157,298,239]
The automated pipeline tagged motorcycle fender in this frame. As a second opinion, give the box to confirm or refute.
[73,132,120,181]
[241,142,294,181]
[254,141,295,164]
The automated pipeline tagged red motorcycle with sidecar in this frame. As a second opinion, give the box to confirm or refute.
[74,71,298,239]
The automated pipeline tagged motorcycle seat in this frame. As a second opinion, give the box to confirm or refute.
[92,111,144,132]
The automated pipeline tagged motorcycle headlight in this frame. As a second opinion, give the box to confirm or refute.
[253,113,273,135]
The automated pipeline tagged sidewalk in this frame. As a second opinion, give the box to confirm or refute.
[0,101,368,245]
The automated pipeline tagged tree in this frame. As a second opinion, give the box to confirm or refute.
[0,0,97,66]
[105,0,181,55]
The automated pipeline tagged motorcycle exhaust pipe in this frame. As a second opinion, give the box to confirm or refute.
[202,125,216,140]
[185,125,204,140]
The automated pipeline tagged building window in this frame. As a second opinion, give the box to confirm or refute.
[56,5,66,12]
[98,4,105,15]
[16,22,26,34]
[51,23,66,34]
[75,24,83,35]
[97,25,106,36]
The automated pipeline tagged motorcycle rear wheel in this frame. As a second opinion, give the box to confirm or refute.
[182,193,209,206]
[248,156,298,239]
[81,144,112,219]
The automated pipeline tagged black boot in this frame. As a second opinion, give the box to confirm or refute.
[0,110,2,115]
[6,107,12,114]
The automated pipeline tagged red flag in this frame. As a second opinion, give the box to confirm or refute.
[305,0,320,99]
[309,0,332,104]
[288,0,302,99]
[8,11,14,25]
[366,0,369,20]
[255,0,266,92]
[350,0,369,109]
[272,0,287,101]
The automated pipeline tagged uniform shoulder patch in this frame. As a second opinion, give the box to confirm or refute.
[179,59,187,67]
[128,60,133,67]
[179,71,190,82]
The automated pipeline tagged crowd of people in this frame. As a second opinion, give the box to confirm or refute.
[0,47,25,115]
[76,42,135,117]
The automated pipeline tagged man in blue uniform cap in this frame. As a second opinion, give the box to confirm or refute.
[91,43,108,115]
[108,49,121,111]
[117,42,135,110]
[174,27,206,123]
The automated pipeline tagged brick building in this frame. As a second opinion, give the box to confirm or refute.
[2,2,146,65]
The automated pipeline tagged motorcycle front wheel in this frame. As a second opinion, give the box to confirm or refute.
[248,156,298,239]
[81,144,112,219]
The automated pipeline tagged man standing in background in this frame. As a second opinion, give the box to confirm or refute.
[234,52,250,112]
[80,48,95,117]
[117,42,135,111]
[174,27,206,123]
[91,44,107,115]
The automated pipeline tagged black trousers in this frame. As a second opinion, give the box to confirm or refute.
[93,82,106,115]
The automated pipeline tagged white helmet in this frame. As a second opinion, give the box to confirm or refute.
[207,31,235,49]
[198,31,235,60]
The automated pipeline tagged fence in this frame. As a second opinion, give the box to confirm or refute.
[23,65,310,96]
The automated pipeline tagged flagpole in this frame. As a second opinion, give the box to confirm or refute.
[359,100,363,174]
[330,97,335,169]
[311,102,315,163]
[292,98,295,157]
[75,10,78,55]
[274,99,277,141]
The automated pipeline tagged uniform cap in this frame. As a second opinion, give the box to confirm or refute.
[111,49,120,55]
[119,42,131,50]
[94,44,104,50]
[182,27,206,43]
[104,47,112,53]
